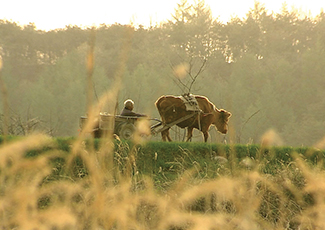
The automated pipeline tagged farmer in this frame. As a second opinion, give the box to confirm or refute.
[120,99,147,117]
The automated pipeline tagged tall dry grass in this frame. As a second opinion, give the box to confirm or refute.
[1,132,325,229]
[1,30,325,230]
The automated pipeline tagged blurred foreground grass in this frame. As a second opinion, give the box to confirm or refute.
[1,134,325,230]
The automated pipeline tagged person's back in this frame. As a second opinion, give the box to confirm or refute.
[120,99,146,117]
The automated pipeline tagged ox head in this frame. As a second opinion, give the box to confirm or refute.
[213,109,232,134]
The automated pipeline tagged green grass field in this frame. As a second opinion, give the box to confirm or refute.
[1,135,325,229]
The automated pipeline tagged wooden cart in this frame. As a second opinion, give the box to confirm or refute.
[79,114,162,140]
[79,112,198,140]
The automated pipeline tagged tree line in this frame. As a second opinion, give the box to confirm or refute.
[1,0,325,146]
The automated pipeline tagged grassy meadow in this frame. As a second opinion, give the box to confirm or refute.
[1,133,325,229]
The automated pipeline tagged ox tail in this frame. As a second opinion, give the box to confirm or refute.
[155,96,168,121]
[155,97,164,113]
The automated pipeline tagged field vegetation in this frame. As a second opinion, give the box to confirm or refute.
[1,134,325,229]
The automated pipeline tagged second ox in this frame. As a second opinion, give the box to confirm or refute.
[155,95,231,142]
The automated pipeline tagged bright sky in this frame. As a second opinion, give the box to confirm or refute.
[1,0,324,31]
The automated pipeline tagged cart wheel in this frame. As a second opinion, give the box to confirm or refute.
[118,123,136,140]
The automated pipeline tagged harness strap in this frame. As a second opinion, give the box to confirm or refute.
[156,112,199,133]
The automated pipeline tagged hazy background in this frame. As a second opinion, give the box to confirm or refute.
[1,0,325,146]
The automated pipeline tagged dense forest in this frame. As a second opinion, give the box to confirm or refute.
[0,1,325,147]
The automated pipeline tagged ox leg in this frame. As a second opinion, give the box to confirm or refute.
[162,129,172,142]
[203,130,209,142]
[166,129,172,142]
[186,127,194,142]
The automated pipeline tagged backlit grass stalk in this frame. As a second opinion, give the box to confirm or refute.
[0,56,9,142]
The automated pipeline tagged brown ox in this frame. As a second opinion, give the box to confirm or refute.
[155,95,231,142]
